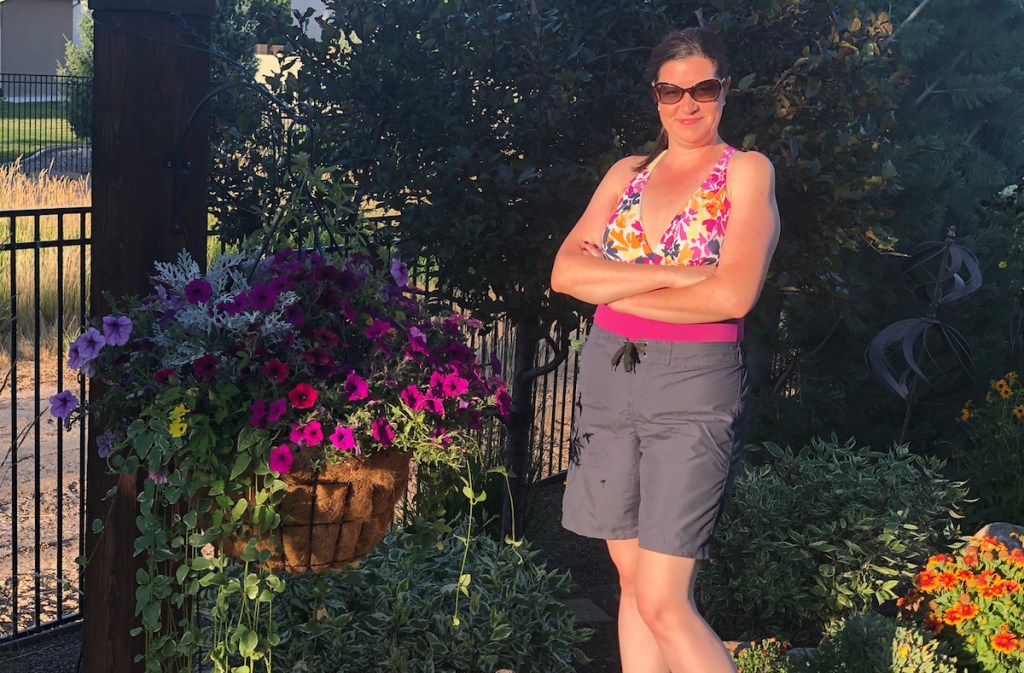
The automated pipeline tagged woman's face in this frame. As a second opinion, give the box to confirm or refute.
[654,56,728,150]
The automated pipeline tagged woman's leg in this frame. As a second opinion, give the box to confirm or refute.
[607,539,671,673]
[633,547,737,673]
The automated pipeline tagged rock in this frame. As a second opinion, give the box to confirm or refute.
[975,522,1024,551]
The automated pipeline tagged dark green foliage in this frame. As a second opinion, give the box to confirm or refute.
[804,612,962,673]
[696,438,969,644]
[267,524,592,673]
[58,4,93,140]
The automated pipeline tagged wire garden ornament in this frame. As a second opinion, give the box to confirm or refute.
[867,226,980,411]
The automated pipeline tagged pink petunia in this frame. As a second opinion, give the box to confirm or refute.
[263,358,290,382]
[301,420,324,446]
[495,385,512,417]
[371,417,395,447]
[329,425,356,451]
[192,354,219,382]
[440,373,469,398]
[344,372,369,401]
[289,423,304,445]
[364,319,392,342]
[400,385,426,410]
[288,383,318,409]
[269,444,294,474]
[183,278,212,305]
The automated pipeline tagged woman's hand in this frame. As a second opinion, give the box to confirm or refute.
[580,240,604,258]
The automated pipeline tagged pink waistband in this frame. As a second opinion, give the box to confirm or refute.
[594,305,743,342]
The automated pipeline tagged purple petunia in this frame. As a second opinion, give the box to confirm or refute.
[390,258,408,287]
[267,398,288,423]
[67,341,83,370]
[283,303,304,327]
[364,320,392,342]
[102,315,133,346]
[183,278,213,305]
[96,430,116,458]
[74,327,106,361]
[248,284,277,311]
[249,399,267,428]
[400,385,426,410]
[495,385,513,417]
[48,389,79,420]
[217,292,249,316]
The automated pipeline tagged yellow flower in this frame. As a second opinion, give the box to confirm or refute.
[170,404,189,421]
[169,420,188,437]
[960,407,972,422]
[995,379,1009,391]
[1014,405,1024,420]
[1008,371,1019,385]
[998,260,1008,269]
[1000,387,1013,399]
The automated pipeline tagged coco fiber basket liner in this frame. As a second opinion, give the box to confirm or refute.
[224,448,413,573]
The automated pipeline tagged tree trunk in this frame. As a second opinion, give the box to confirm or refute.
[501,318,539,539]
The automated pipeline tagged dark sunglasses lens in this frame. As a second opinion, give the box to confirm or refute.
[655,84,683,104]
[692,80,723,102]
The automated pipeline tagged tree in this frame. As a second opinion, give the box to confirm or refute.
[59,2,94,139]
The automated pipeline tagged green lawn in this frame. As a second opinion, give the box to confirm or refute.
[0,100,77,164]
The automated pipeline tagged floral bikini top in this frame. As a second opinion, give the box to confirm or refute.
[603,146,735,266]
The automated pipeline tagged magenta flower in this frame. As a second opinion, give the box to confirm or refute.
[154,368,176,385]
[288,383,318,409]
[268,444,294,474]
[192,354,219,382]
[102,315,133,346]
[262,358,290,382]
[183,278,212,304]
[268,275,292,294]
[329,425,356,451]
[289,423,304,445]
[148,471,169,485]
[267,398,288,423]
[301,420,324,446]
[249,283,277,311]
[217,292,249,316]
[407,326,429,355]
[422,394,444,416]
[74,327,106,361]
[364,319,392,342]
[283,303,304,327]
[400,385,426,410]
[344,372,369,401]
[249,399,267,428]
[312,328,340,347]
[48,389,79,419]
[496,386,513,417]
[371,417,395,447]
[440,373,469,398]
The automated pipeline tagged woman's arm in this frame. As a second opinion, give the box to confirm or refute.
[550,157,713,305]
[607,151,780,323]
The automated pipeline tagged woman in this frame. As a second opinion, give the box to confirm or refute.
[550,28,780,673]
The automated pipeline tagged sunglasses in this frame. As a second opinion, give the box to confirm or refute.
[651,78,728,105]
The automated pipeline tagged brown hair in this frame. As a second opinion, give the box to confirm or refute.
[636,28,731,171]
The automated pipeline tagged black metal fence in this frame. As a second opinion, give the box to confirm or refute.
[0,205,91,643]
[0,75,92,175]
[0,208,583,644]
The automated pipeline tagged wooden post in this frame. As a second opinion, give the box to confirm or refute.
[84,1,213,671]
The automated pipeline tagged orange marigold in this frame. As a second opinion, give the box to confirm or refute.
[915,569,941,591]
[958,602,980,620]
[957,569,975,582]
[943,606,967,625]
[938,571,959,589]
[992,629,1019,655]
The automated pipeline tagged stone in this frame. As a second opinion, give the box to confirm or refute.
[975,522,1024,551]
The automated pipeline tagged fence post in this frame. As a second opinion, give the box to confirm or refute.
[83,2,213,671]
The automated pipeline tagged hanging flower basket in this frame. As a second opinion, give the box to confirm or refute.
[223,448,413,572]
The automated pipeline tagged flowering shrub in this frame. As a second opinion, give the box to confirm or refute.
[56,248,508,473]
[901,534,1024,672]
[51,248,507,672]
[732,637,791,673]
[957,372,1024,525]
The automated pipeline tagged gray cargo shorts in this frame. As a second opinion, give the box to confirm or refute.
[561,324,751,559]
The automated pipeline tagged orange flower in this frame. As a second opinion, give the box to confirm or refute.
[958,602,980,620]
[1010,548,1024,567]
[915,569,940,591]
[960,407,971,421]
[956,569,976,582]
[992,629,1019,655]
[1014,404,1024,419]
[938,571,959,589]
[1000,386,1013,399]
[943,605,966,625]
[928,553,954,568]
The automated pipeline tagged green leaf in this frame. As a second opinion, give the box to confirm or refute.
[229,453,252,481]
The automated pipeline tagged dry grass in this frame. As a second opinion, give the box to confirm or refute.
[0,163,91,370]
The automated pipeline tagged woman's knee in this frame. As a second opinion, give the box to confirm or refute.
[634,582,700,634]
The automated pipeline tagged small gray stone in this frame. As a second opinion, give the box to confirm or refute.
[975,522,1024,551]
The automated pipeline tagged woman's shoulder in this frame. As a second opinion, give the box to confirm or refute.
[596,154,648,192]
[727,148,775,177]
